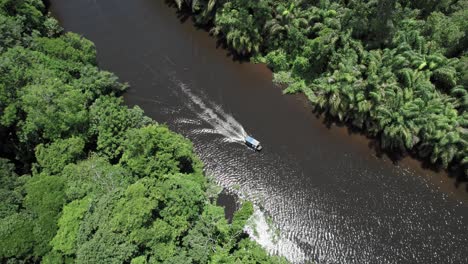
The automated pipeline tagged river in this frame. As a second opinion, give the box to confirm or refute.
[49,0,468,263]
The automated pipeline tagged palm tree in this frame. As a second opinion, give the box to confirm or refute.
[172,0,195,10]
[211,2,264,55]
[450,85,468,111]
[415,97,464,168]
[172,0,218,23]
[264,1,309,45]
[225,28,261,55]
[374,91,423,151]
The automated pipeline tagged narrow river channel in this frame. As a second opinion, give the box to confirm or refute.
[49,0,468,263]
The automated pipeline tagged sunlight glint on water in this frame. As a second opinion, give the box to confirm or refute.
[172,80,311,263]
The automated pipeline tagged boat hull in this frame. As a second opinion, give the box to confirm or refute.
[245,136,262,151]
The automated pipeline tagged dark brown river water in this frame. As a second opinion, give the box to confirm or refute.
[49,0,468,263]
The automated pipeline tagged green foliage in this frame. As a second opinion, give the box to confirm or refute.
[171,0,219,24]
[19,79,88,144]
[399,0,458,17]
[183,0,468,173]
[291,56,310,76]
[120,124,202,179]
[73,66,128,104]
[424,7,468,57]
[0,2,280,263]
[68,175,220,263]
[50,198,91,255]
[43,16,63,37]
[1,0,466,262]
[24,174,66,222]
[0,159,33,259]
[343,0,398,48]
[0,212,35,259]
[0,14,25,52]
[228,238,288,264]
[35,136,85,175]
[0,0,45,32]
[41,250,73,264]
[31,33,97,65]
[183,204,230,263]
[0,159,25,218]
[24,174,67,257]
[213,0,271,55]
[60,155,131,200]
[265,49,290,71]
[90,96,152,160]
[231,200,254,236]
[76,224,138,264]
[264,0,310,48]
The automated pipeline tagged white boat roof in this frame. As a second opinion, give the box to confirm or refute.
[246,136,260,146]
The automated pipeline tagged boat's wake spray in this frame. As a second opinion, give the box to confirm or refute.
[176,81,248,144]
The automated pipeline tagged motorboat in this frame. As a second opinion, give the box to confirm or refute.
[245,136,263,151]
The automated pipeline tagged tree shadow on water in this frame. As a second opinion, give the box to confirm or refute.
[164,0,191,23]
[43,0,51,9]
[163,0,251,64]
[314,109,468,193]
[163,0,468,195]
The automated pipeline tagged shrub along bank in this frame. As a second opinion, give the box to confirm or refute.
[172,0,468,175]
[0,0,287,263]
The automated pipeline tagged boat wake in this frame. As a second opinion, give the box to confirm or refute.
[171,79,310,263]
[175,80,248,143]
[245,206,308,263]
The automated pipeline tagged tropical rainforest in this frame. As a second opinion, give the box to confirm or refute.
[173,0,468,176]
[0,0,287,263]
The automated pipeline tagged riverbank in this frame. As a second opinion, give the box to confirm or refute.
[168,0,467,178]
[0,1,286,262]
[48,0,468,263]
[165,0,468,202]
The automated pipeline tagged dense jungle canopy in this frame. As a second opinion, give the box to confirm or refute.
[0,0,286,263]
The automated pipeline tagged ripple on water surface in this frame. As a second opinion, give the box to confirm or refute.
[165,79,468,264]
[49,0,468,262]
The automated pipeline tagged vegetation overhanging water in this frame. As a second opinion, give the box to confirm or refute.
[0,0,286,262]
[170,0,467,178]
[1,1,463,260]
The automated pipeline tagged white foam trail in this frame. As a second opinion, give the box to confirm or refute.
[175,118,203,125]
[172,79,309,262]
[245,206,308,263]
[192,128,220,135]
[176,81,247,143]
